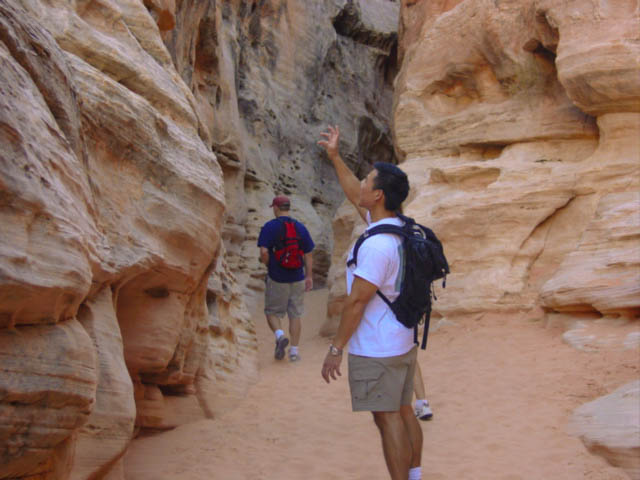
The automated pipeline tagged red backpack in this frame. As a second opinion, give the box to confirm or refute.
[273,219,304,269]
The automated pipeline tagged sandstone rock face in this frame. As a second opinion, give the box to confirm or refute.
[568,381,640,480]
[71,288,135,480]
[375,0,638,326]
[320,200,365,336]
[0,0,259,478]
[0,319,96,479]
[158,0,399,300]
[327,0,639,334]
[540,115,640,317]
[1,0,396,477]
[0,1,96,329]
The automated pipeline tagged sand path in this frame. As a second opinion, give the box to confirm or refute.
[124,289,636,479]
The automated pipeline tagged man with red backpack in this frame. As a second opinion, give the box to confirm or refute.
[258,195,315,362]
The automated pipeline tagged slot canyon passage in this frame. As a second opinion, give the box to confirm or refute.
[0,1,638,479]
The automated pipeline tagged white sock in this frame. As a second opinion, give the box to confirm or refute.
[275,329,284,340]
[409,466,422,480]
[415,399,426,409]
[289,346,298,355]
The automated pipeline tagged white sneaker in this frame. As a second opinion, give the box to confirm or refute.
[415,402,433,421]
[289,353,301,362]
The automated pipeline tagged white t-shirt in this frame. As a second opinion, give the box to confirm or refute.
[346,212,414,357]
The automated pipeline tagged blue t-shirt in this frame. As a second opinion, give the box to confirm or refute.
[257,216,314,283]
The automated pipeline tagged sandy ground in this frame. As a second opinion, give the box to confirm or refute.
[123,289,637,479]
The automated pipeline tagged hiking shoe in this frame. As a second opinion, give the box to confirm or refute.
[274,336,289,360]
[289,353,301,362]
[415,402,433,421]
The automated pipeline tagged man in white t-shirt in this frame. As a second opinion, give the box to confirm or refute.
[318,125,422,480]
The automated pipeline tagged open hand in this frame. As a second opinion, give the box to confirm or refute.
[321,351,342,384]
[317,125,340,158]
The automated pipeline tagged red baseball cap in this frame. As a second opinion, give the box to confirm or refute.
[270,195,290,207]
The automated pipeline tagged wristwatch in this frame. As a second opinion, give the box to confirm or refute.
[328,344,343,356]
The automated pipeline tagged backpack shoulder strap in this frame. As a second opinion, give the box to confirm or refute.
[346,224,407,268]
[281,217,300,233]
[346,224,409,309]
[273,217,287,248]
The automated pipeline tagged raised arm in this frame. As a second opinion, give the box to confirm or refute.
[318,125,367,222]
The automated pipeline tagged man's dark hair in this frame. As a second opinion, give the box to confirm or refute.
[373,162,409,212]
[278,204,290,211]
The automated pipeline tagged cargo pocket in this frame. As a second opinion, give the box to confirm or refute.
[351,368,384,402]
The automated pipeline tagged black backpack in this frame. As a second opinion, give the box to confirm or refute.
[347,214,449,349]
[273,218,304,269]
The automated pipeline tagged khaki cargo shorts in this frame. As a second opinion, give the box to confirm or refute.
[348,346,417,412]
[264,276,305,319]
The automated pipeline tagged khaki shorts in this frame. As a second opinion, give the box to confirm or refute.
[264,276,305,319]
[348,346,417,412]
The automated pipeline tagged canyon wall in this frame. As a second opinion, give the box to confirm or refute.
[0,1,257,478]
[0,0,398,478]
[2,0,637,478]
[326,0,639,340]
[152,0,399,303]
[394,0,639,330]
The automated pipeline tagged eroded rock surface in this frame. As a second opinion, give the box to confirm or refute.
[0,319,96,479]
[70,288,135,480]
[3,0,636,478]
[0,1,254,478]
[158,0,399,299]
[568,381,640,480]
[1,0,397,478]
[325,0,639,336]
